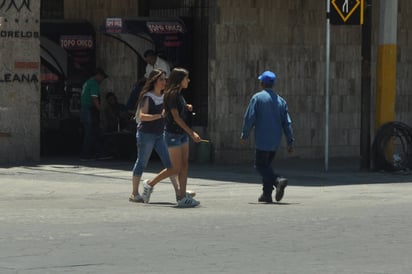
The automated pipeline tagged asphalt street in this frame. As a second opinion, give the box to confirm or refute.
[1,157,412,274]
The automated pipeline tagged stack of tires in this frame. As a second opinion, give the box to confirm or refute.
[372,121,412,171]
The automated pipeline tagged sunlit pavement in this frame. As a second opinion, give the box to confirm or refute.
[1,157,411,274]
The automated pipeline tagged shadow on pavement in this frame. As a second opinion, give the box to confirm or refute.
[4,156,411,187]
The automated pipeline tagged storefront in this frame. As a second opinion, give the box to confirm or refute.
[40,20,96,155]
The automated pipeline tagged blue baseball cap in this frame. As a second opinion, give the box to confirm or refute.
[258,71,276,84]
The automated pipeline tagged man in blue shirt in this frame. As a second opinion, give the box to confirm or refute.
[240,70,294,203]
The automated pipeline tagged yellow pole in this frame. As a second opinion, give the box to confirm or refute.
[375,0,398,161]
[375,0,398,129]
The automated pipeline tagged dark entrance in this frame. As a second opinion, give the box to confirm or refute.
[40,20,96,156]
[138,0,209,127]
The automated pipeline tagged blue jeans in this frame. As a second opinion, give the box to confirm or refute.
[254,149,280,195]
[80,107,102,157]
[133,131,172,176]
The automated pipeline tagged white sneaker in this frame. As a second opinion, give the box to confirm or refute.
[175,190,196,202]
[177,195,200,208]
[186,190,196,197]
[141,180,153,203]
[129,193,144,203]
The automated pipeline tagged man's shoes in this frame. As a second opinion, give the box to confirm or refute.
[177,195,200,208]
[258,193,273,203]
[141,180,153,203]
[275,177,288,202]
[129,194,144,203]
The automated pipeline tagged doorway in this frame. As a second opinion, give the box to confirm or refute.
[139,0,209,127]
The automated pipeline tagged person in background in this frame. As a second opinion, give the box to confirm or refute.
[101,92,133,133]
[126,78,146,114]
[79,67,111,161]
[101,92,135,159]
[126,49,171,114]
[141,68,201,208]
[240,70,294,203]
[144,49,171,79]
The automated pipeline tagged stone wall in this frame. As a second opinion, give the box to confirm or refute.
[209,0,412,163]
[0,1,41,164]
[396,0,412,123]
[64,0,139,104]
[3,0,410,164]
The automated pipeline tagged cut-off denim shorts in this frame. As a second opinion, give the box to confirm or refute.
[165,132,189,147]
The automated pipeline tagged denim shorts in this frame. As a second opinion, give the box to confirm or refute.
[165,132,189,147]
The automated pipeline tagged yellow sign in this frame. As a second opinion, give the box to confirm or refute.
[331,0,364,25]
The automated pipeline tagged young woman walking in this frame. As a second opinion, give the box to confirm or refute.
[129,69,178,203]
[141,68,202,207]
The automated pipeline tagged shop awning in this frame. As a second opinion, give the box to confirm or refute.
[40,36,68,78]
[100,17,187,66]
[40,20,96,82]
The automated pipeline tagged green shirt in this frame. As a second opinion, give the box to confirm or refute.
[81,78,100,108]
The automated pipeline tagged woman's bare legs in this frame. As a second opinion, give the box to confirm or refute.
[178,143,190,198]
[167,143,189,200]
[168,146,183,199]
[147,167,178,187]
[141,168,178,204]
[132,175,141,196]
[169,175,180,196]
[130,175,145,202]
[143,143,192,203]
[134,175,182,197]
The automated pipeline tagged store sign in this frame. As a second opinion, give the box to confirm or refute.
[14,61,38,69]
[0,73,38,83]
[0,0,39,85]
[147,21,185,34]
[60,35,94,50]
[0,30,39,38]
[106,18,122,33]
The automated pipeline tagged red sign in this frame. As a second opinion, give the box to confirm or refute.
[14,61,39,69]
[146,22,185,34]
[60,35,94,50]
[106,18,122,33]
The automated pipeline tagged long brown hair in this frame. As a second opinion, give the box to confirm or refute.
[134,69,165,120]
[138,69,166,108]
[164,67,189,111]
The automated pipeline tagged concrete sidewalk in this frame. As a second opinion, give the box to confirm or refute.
[1,157,412,274]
